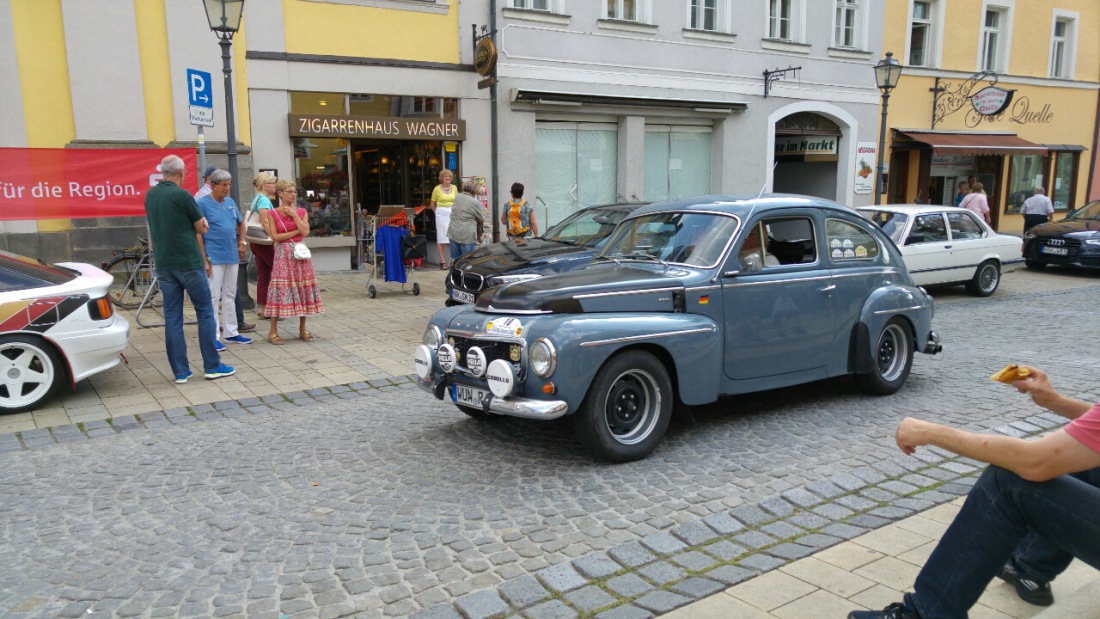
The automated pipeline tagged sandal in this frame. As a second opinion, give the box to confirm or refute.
[299,332,314,342]
[440,263,448,270]
[266,334,284,345]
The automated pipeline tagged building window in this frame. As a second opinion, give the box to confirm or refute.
[980,7,1010,72]
[768,0,801,41]
[605,0,650,22]
[688,0,732,33]
[1006,154,1045,213]
[833,0,862,49]
[908,1,933,66]
[510,0,550,9]
[644,128,712,202]
[1051,151,1078,210]
[1049,15,1076,78]
[536,123,619,226]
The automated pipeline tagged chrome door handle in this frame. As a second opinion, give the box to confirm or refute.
[819,284,836,293]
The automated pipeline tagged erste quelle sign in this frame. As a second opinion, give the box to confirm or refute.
[289,114,466,141]
[970,86,1015,116]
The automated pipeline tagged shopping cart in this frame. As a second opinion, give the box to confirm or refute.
[362,206,423,298]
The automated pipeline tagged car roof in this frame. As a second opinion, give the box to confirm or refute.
[631,193,855,218]
[856,204,974,216]
[581,202,649,213]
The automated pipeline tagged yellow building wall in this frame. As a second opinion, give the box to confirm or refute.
[282,0,458,63]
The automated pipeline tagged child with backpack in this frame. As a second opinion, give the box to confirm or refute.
[500,182,539,240]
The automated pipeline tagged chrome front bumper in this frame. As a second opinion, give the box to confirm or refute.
[417,375,569,420]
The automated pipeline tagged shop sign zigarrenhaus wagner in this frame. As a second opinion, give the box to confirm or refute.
[289,114,466,141]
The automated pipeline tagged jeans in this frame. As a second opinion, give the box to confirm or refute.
[450,242,477,262]
[1012,466,1100,581]
[158,268,221,375]
[906,466,1100,619]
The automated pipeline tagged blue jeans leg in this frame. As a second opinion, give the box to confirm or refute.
[451,242,476,262]
[157,270,189,377]
[1012,466,1100,581]
[907,466,1100,619]
[164,268,222,373]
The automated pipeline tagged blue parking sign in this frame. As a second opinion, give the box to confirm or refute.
[187,69,213,108]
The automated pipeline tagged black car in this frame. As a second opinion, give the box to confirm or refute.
[446,202,647,305]
[1022,199,1100,270]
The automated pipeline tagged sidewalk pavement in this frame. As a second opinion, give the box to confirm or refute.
[0,267,450,436]
[3,267,1099,618]
[669,497,1098,619]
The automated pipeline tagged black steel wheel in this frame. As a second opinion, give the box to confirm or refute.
[573,350,673,462]
[855,318,914,395]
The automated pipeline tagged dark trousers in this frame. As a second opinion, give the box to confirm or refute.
[1023,214,1049,233]
[904,466,1100,618]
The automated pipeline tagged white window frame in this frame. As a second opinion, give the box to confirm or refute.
[766,0,804,43]
[508,0,562,11]
[686,0,733,34]
[603,0,651,23]
[832,0,867,50]
[1048,10,1077,79]
[978,2,1013,73]
[905,0,943,68]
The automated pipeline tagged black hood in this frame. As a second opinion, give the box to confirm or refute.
[1027,218,1100,239]
[476,264,685,314]
[456,238,596,275]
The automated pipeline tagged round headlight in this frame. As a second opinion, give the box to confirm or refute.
[422,325,442,349]
[529,338,556,378]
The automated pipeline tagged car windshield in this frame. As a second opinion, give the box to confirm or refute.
[543,207,632,248]
[860,211,909,244]
[1067,201,1100,221]
[0,250,78,291]
[597,212,738,267]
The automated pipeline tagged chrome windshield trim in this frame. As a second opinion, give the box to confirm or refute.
[574,286,682,300]
[580,326,716,348]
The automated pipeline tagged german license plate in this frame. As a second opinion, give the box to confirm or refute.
[452,383,489,407]
[1041,246,1068,256]
[451,289,475,304]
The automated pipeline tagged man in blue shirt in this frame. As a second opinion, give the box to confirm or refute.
[197,169,252,348]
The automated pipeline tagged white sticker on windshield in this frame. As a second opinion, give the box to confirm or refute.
[486,317,524,337]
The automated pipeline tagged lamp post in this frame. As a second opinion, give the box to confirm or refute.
[203,0,253,308]
[874,51,902,205]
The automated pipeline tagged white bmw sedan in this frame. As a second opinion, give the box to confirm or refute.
[857,205,1023,297]
[0,250,130,413]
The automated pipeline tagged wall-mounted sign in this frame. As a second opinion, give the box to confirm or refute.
[854,142,876,195]
[289,114,466,141]
[970,86,1015,116]
[474,37,497,77]
[775,135,837,156]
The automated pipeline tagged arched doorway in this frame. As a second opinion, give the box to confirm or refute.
[772,112,843,200]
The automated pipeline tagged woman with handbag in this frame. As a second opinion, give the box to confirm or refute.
[265,179,324,345]
[248,172,277,319]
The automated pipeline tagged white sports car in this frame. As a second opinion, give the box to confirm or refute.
[0,250,130,413]
[857,205,1023,297]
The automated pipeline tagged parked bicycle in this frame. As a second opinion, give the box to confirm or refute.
[101,238,159,309]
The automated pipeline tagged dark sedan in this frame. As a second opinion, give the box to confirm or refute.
[1022,199,1100,270]
[446,202,647,305]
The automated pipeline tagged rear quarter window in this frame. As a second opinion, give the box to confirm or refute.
[825,219,881,262]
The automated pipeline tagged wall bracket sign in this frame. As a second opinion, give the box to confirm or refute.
[763,65,802,98]
[929,71,1015,128]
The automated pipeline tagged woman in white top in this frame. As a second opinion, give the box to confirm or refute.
[430,170,457,269]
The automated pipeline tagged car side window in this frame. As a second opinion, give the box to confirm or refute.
[907,214,948,244]
[946,212,984,240]
[825,218,881,262]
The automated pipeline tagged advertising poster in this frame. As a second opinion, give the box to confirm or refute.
[854,142,876,195]
[0,148,198,221]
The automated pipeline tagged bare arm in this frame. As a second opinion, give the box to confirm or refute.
[193,216,209,235]
[1011,366,1092,420]
[529,210,539,236]
[896,420,1100,482]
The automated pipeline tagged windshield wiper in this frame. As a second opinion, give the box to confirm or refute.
[621,253,670,270]
[593,255,621,266]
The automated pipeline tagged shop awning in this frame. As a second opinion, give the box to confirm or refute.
[512,89,749,113]
[1043,144,1089,152]
[894,130,1048,155]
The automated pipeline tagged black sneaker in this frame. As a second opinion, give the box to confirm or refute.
[848,603,921,619]
[997,561,1054,606]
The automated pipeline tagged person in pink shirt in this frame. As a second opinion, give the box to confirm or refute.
[958,181,991,225]
[849,365,1100,619]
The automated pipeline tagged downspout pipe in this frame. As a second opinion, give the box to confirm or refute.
[490,0,500,242]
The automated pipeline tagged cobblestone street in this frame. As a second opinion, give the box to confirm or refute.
[1,269,1098,618]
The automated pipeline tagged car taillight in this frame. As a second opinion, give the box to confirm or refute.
[89,296,114,320]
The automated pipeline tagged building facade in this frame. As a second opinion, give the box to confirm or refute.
[881,0,1099,232]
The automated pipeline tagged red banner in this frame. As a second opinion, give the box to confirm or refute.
[0,148,199,221]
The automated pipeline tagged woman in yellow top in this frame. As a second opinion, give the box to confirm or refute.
[430,170,457,269]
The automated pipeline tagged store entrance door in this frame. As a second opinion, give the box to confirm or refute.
[352,140,448,215]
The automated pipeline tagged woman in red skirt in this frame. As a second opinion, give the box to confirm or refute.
[265,179,324,344]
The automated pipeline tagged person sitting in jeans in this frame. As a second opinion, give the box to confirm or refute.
[849,366,1100,619]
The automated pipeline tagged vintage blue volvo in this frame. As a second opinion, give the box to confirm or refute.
[414,194,941,462]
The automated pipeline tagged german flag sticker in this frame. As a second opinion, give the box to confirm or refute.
[699,295,709,305]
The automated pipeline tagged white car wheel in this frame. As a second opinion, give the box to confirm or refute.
[0,335,64,413]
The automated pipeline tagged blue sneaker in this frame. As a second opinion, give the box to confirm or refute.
[203,364,236,380]
[174,370,193,384]
[225,335,253,345]
[215,340,227,352]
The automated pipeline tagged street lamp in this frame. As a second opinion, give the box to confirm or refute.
[873,51,902,205]
[203,0,253,309]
